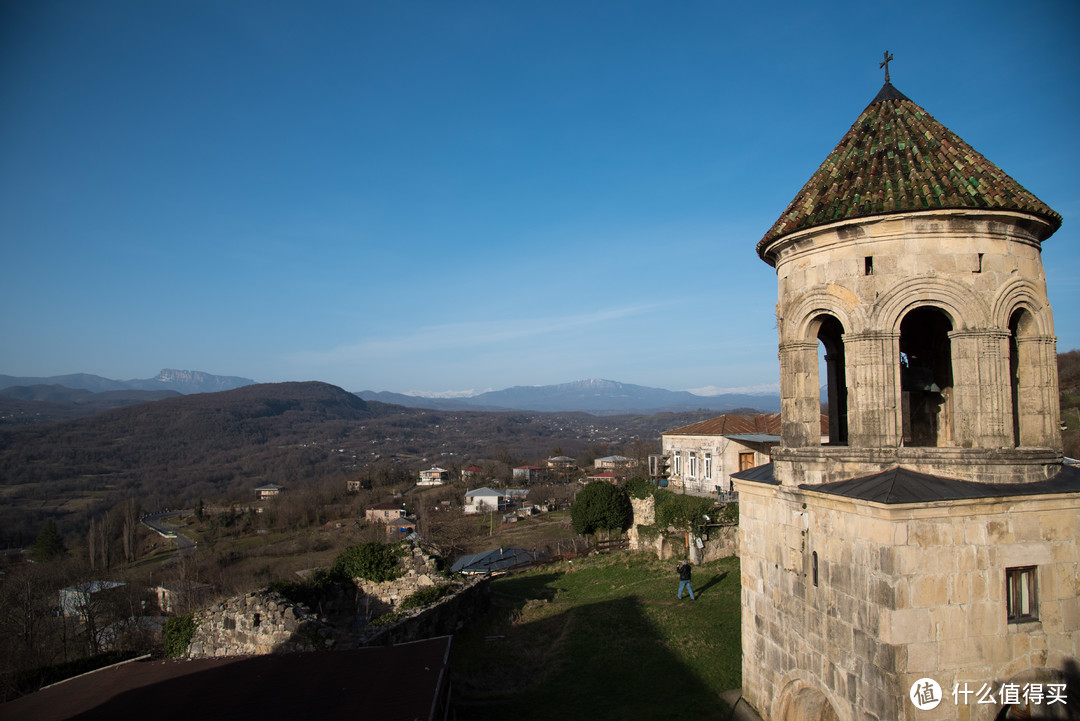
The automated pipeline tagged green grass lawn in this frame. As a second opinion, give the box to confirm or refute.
[451,552,741,720]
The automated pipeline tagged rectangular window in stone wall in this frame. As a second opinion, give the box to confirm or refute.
[1006,566,1038,623]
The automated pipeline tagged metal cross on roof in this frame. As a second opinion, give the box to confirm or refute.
[880,50,894,83]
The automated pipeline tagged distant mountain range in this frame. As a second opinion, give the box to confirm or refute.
[0,369,257,395]
[357,378,781,415]
[1,371,780,417]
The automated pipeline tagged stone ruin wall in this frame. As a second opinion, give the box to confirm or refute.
[358,576,491,647]
[627,494,737,562]
[354,544,445,617]
[185,544,492,658]
[188,590,335,658]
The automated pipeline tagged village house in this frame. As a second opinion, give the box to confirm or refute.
[662,414,828,495]
[417,467,450,486]
[731,67,1079,721]
[512,465,542,484]
[253,483,284,500]
[593,455,632,470]
[546,456,576,469]
[153,580,212,615]
[585,470,620,484]
[463,487,503,515]
[365,502,406,524]
[59,580,127,619]
[345,478,372,493]
[460,465,484,482]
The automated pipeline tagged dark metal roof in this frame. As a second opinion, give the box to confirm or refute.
[1,637,453,721]
[730,462,779,485]
[800,464,1080,504]
[758,82,1062,261]
[731,463,1080,503]
[723,433,781,444]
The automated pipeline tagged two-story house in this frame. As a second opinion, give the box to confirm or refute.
[662,413,827,495]
[417,467,450,486]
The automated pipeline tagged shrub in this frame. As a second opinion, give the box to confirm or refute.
[624,477,655,500]
[368,610,404,627]
[332,542,404,582]
[718,502,739,525]
[398,583,456,611]
[571,482,633,536]
[267,567,341,607]
[635,524,661,542]
[163,613,198,658]
[653,490,716,535]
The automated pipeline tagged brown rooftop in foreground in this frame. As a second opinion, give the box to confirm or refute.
[0,637,452,721]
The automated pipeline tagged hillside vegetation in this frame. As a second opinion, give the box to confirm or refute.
[0,381,713,547]
[1061,350,1080,458]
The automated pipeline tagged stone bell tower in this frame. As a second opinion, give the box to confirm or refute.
[733,65,1079,721]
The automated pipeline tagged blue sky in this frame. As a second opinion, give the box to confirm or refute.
[2,0,1078,396]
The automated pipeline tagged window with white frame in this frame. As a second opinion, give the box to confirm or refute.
[1006,566,1038,623]
[688,453,697,479]
[672,451,682,476]
[704,453,712,479]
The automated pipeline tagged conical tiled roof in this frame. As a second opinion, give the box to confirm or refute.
[758,82,1062,260]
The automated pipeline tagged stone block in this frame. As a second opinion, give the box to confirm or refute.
[881,607,931,644]
[905,642,938,673]
[911,574,949,608]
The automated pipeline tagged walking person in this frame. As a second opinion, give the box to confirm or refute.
[676,560,695,600]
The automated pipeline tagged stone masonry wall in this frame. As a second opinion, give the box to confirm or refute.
[628,494,737,561]
[353,544,445,617]
[188,589,335,658]
[737,478,1080,721]
[359,576,491,647]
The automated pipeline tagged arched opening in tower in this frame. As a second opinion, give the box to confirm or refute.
[900,307,954,447]
[1009,308,1039,447]
[817,315,848,445]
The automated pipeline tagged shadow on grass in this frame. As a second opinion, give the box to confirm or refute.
[452,574,735,721]
[694,570,728,598]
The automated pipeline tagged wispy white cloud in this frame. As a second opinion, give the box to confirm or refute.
[288,304,657,365]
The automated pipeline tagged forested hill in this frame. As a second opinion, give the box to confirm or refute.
[0,382,375,485]
[0,381,714,546]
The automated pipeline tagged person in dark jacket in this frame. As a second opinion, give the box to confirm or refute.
[676,560,695,600]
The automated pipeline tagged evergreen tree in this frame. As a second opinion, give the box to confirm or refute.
[571,482,633,535]
[30,519,68,562]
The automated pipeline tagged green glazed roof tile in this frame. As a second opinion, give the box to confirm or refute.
[757,83,1062,259]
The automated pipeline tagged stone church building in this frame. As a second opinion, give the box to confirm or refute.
[731,72,1079,721]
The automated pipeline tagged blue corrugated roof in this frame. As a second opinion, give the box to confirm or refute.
[450,547,549,574]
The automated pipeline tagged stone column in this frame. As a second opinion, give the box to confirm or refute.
[950,329,1011,449]
[845,332,901,449]
[1016,335,1062,449]
[778,341,821,448]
